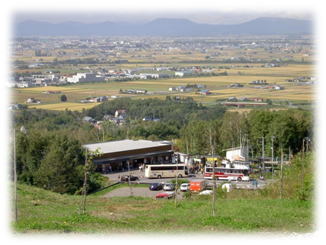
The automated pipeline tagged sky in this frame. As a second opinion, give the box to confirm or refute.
[14,10,312,25]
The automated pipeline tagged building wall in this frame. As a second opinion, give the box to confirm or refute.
[226,147,248,162]
[92,144,173,173]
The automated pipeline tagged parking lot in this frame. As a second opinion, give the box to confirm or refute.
[102,170,270,199]
[103,186,184,199]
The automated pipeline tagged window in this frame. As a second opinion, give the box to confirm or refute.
[151,166,182,171]
[206,168,212,172]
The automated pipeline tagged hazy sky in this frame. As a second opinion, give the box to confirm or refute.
[14,10,312,24]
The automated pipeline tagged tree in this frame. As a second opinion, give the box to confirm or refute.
[34,134,84,194]
[219,112,249,150]
[247,110,274,156]
[15,129,104,195]
[16,131,50,185]
[60,94,68,102]
[179,120,210,155]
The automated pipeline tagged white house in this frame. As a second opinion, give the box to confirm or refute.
[175,71,184,77]
[16,81,32,88]
[175,70,193,77]
[67,73,105,83]
[139,73,159,79]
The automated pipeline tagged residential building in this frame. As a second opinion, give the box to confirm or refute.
[67,73,105,83]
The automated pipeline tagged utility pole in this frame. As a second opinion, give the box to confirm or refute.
[280,148,284,199]
[271,136,275,178]
[262,136,265,177]
[209,127,214,157]
[306,138,311,152]
[127,160,133,196]
[300,138,307,197]
[14,126,27,221]
[175,163,178,207]
[13,129,17,222]
[186,135,189,155]
[212,161,217,217]
[271,136,274,162]
[82,148,88,214]
[207,124,217,217]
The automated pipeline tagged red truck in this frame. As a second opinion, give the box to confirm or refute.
[189,180,206,192]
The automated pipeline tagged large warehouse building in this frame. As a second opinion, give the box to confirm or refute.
[83,139,173,173]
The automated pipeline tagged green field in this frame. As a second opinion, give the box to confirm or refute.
[13,183,313,233]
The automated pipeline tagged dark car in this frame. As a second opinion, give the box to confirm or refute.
[120,175,139,182]
[149,183,163,191]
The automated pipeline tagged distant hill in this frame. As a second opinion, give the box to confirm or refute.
[15,17,312,36]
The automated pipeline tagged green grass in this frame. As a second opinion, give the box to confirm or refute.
[13,183,313,233]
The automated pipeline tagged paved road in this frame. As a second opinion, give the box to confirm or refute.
[104,187,156,198]
[104,186,184,199]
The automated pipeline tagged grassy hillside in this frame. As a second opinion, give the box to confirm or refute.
[13,183,313,233]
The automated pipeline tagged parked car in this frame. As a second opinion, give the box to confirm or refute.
[163,183,175,191]
[199,190,213,195]
[120,175,139,182]
[155,191,175,199]
[149,182,163,191]
[180,183,190,192]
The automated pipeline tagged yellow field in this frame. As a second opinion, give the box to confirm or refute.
[224,65,313,77]
[19,86,76,92]
[29,102,100,111]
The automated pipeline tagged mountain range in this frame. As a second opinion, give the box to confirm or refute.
[15,17,312,36]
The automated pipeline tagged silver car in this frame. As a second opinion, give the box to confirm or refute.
[163,183,175,191]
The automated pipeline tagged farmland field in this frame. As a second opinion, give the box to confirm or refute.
[12,63,314,111]
[29,102,101,111]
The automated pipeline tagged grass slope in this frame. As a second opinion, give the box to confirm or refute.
[13,184,313,233]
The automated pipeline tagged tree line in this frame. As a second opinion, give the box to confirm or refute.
[12,97,312,194]
[178,109,313,159]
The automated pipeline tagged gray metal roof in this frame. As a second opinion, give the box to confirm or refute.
[83,139,172,154]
